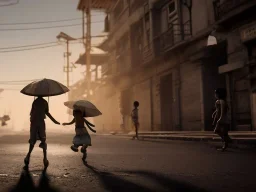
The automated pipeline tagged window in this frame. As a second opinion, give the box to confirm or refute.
[167,0,177,23]
[161,0,178,33]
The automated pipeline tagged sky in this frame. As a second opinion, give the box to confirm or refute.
[0,0,105,131]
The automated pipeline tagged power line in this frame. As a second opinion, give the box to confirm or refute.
[0,44,61,53]
[0,14,105,25]
[0,41,99,50]
[0,20,105,31]
[0,35,107,52]
[0,41,58,50]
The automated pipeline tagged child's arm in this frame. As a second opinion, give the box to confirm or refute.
[45,102,60,124]
[46,112,60,124]
[63,118,75,126]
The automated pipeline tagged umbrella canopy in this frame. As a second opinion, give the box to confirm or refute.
[21,78,69,97]
[64,100,102,117]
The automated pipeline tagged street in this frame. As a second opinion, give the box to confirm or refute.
[0,133,256,192]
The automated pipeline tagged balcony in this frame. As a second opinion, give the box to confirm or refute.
[156,20,191,54]
[213,0,256,22]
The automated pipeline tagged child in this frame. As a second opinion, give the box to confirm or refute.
[131,101,139,140]
[25,96,60,169]
[63,109,96,162]
[212,88,231,151]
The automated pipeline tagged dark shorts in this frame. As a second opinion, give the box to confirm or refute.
[29,121,46,144]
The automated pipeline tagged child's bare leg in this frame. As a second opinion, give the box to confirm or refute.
[24,140,35,165]
[38,138,49,168]
[135,124,139,139]
[81,145,87,162]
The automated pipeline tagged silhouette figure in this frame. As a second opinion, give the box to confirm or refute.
[212,88,232,151]
[24,96,60,169]
[63,109,96,162]
[131,101,140,140]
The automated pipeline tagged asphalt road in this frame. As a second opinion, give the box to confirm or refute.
[0,132,256,192]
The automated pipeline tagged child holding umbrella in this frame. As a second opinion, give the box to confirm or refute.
[63,100,102,162]
[20,78,69,170]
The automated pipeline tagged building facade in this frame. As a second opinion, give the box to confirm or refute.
[76,0,256,132]
[212,0,256,131]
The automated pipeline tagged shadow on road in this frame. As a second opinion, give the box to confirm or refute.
[8,167,61,192]
[84,163,209,192]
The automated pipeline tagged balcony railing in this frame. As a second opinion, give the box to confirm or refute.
[156,20,191,54]
[213,0,254,20]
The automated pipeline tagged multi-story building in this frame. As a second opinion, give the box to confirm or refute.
[76,0,256,132]
[212,0,256,131]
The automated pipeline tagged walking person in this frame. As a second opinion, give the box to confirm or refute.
[24,96,60,169]
[63,109,96,163]
[212,88,232,151]
[131,101,139,140]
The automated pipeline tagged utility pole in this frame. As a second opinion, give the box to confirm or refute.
[57,32,76,88]
[83,0,91,99]
[64,40,71,87]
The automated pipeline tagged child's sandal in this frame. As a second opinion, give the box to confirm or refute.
[71,145,78,152]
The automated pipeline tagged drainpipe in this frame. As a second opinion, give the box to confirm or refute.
[150,77,154,131]
[177,66,182,130]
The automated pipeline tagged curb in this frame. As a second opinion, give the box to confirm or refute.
[139,135,256,146]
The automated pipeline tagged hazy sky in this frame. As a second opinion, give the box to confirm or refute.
[0,0,105,131]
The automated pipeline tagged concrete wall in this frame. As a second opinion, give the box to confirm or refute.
[133,79,151,131]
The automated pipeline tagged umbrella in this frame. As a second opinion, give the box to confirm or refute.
[64,100,102,117]
[20,78,69,97]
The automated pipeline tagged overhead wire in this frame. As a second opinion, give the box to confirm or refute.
[0,20,104,31]
[0,41,58,50]
[0,34,108,52]
[0,14,105,25]
[0,39,101,50]
[0,44,62,53]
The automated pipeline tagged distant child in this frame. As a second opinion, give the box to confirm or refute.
[62,109,96,162]
[212,88,231,151]
[131,101,139,140]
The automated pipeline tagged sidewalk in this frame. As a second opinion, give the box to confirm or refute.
[109,131,256,145]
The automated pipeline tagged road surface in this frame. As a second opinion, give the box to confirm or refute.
[0,132,256,192]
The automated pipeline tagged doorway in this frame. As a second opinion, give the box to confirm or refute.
[160,74,173,131]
